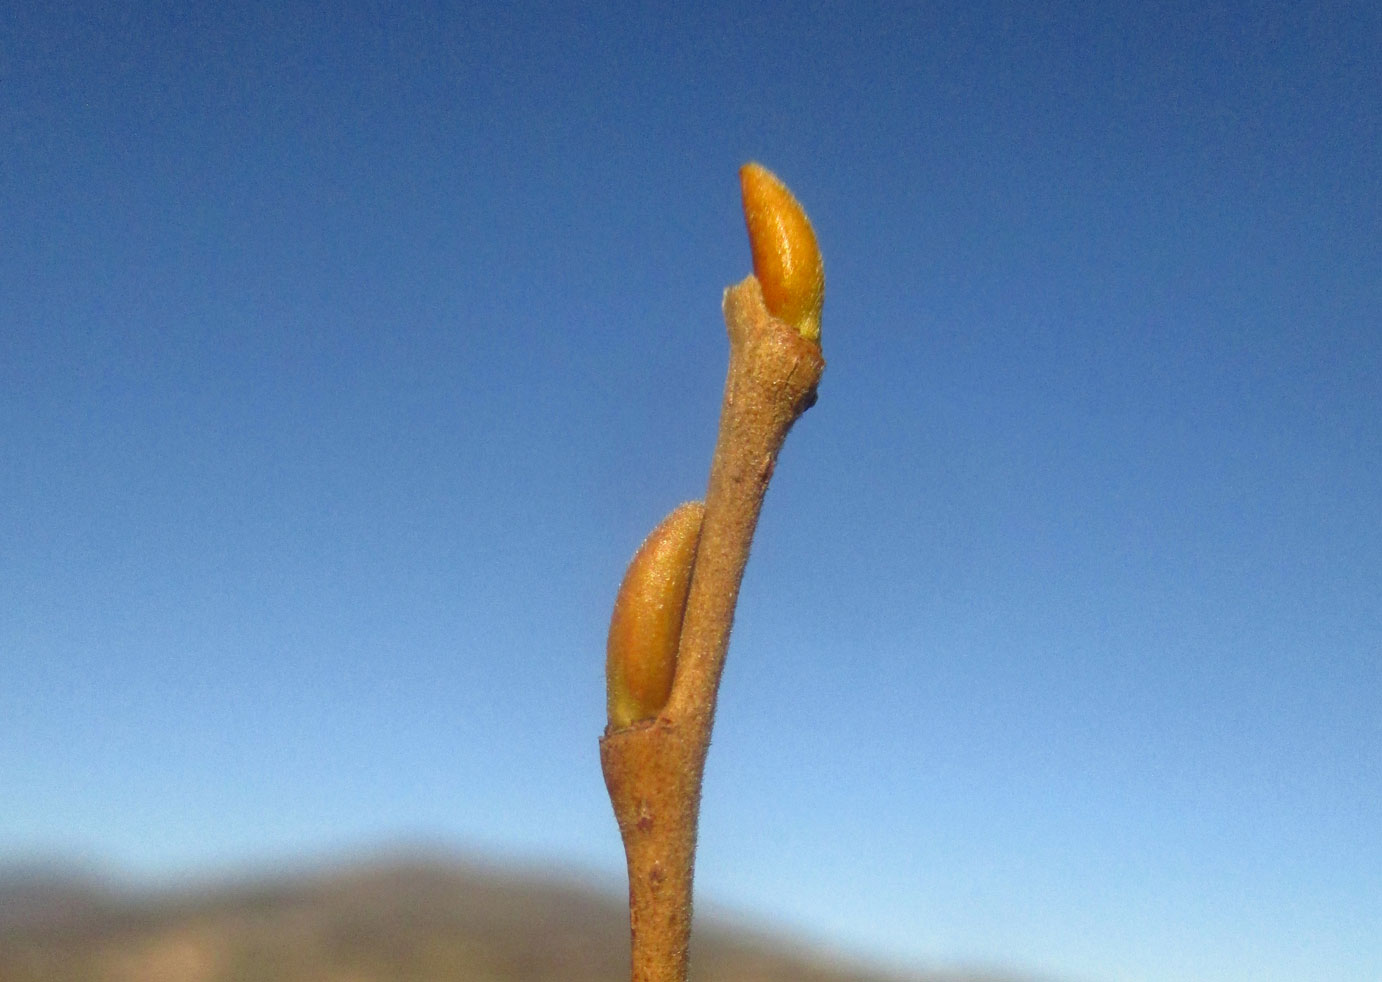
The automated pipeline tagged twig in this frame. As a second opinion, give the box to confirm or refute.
[601,165,825,982]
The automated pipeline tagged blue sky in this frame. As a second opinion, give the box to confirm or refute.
[2,2,1379,980]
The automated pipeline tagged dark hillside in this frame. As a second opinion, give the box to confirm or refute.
[0,854,1028,982]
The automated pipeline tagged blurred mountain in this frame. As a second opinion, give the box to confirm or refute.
[0,852,1022,982]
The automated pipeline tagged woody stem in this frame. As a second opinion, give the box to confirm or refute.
[600,276,824,982]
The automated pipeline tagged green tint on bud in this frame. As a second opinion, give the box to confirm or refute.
[606,501,705,729]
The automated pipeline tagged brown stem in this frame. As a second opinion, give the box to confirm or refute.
[599,718,702,982]
[600,275,824,982]
[666,276,824,735]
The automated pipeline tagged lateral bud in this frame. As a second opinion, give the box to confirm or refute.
[605,501,705,730]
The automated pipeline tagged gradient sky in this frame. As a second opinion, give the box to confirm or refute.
[3,3,1379,980]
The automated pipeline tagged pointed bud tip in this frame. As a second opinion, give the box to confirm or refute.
[739,162,824,342]
[605,501,705,729]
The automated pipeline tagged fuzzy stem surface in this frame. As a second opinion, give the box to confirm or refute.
[600,275,824,982]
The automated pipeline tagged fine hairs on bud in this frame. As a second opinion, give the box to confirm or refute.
[739,162,825,342]
[605,501,705,729]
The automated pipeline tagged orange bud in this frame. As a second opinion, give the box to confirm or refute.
[739,162,825,342]
[606,501,705,729]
